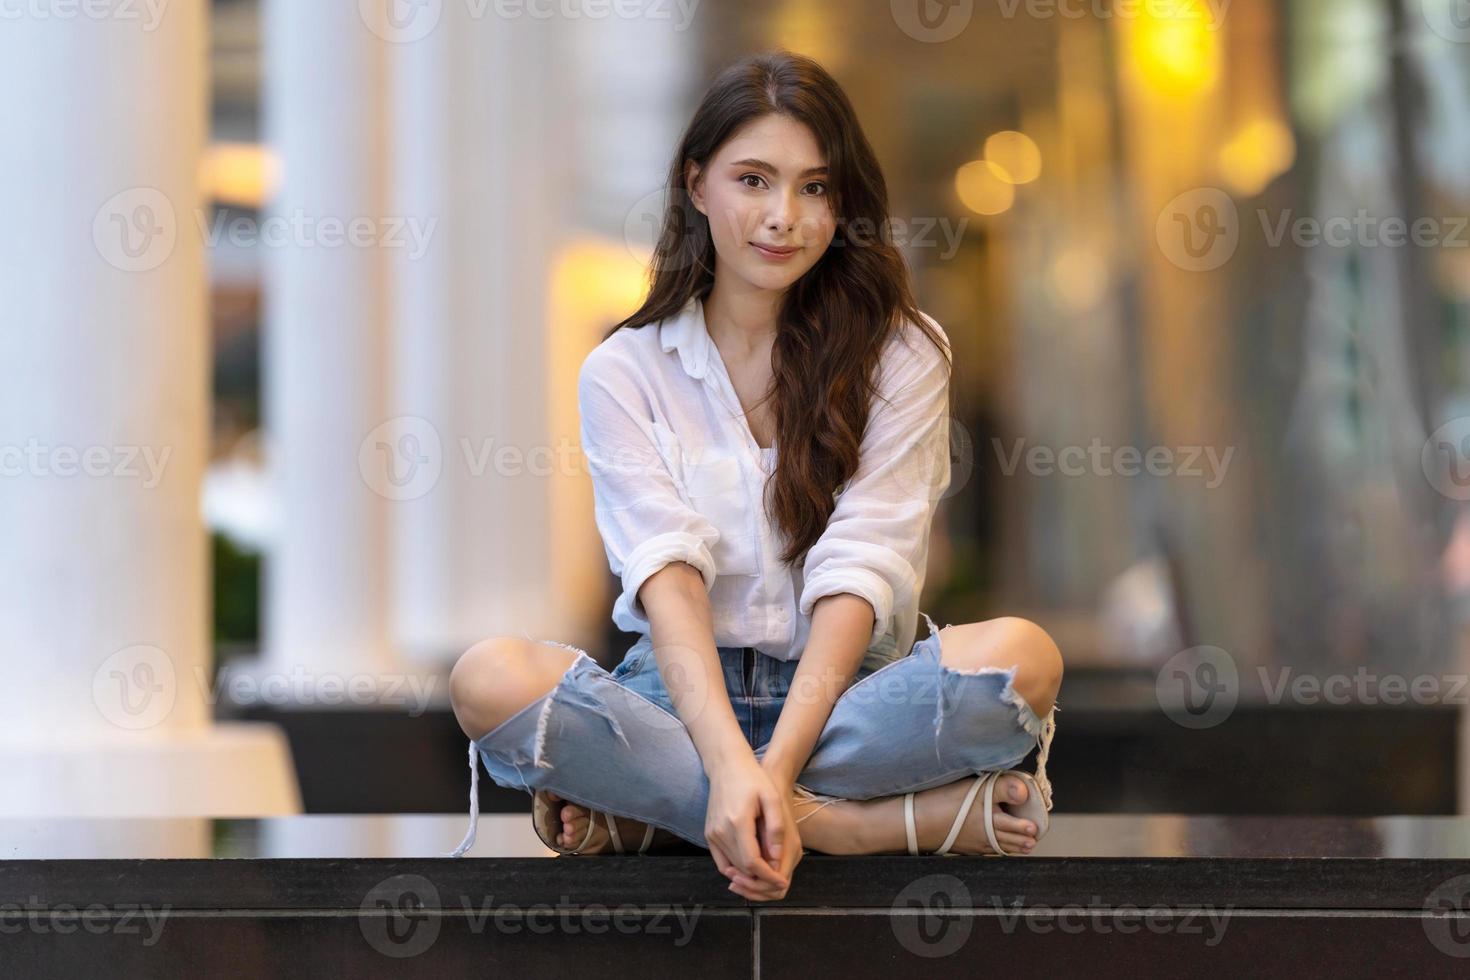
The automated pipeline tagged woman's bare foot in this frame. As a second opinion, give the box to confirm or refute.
[795,774,1041,856]
[543,791,678,854]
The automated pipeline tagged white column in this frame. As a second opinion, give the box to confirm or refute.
[261,0,394,677]
[385,12,574,659]
[0,0,297,815]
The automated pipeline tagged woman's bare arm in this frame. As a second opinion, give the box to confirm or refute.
[760,593,873,787]
[637,560,751,771]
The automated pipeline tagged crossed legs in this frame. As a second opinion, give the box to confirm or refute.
[449,617,1063,855]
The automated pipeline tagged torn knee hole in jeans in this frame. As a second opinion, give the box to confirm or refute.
[932,658,1059,811]
[531,666,631,771]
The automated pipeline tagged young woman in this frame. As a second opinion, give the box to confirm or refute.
[448,50,1062,902]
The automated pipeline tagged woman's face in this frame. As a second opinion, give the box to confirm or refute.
[686,113,836,295]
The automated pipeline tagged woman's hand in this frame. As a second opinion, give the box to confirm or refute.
[705,752,798,900]
[733,770,804,901]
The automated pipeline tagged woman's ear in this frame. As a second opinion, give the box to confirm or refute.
[684,160,706,216]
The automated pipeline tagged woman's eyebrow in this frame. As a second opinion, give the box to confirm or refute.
[729,158,829,177]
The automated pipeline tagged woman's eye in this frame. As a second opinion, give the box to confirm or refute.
[804,182,828,196]
[740,174,765,189]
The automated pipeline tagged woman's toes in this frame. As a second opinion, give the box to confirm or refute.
[560,808,588,846]
[1000,774,1029,805]
[993,811,1037,838]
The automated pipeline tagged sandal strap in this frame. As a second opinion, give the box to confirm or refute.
[937,773,989,855]
[638,823,656,853]
[602,812,624,853]
[904,792,918,855]
[982,772,1009,855]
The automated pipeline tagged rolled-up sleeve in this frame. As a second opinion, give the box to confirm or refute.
[579,347,719,633]
[798,319,952,646]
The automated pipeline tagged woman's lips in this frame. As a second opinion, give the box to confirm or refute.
[751,242,799,261]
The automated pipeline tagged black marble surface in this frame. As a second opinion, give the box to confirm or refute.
[6,815,1470,978]
[4,814,1470,912]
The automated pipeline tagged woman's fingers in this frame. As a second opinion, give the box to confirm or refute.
[728,871,785,901]
[731,824,787,887]
[758,790,787,862]
[708,839,736,879]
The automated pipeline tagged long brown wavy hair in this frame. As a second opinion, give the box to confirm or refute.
[604,50,952,566]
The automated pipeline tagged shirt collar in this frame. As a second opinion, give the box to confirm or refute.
[659,295,713,380]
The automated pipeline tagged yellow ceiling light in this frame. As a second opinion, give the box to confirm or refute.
[200,143,280,209]
[1129,7,1220,97]
[1218,117,1296,196]
[983,130,1042,184]
[955,160,1015,216]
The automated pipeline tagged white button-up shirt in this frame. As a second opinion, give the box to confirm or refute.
[578,294,951,664]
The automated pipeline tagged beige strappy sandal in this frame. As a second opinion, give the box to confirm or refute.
[532,790,658,856]
[903,769,1051,856]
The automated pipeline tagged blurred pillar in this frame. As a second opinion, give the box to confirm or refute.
[384,11,684,660]
[0,0,297,815]
[261,0,394,676]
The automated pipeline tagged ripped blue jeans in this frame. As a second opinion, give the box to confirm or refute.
[449,611,1057,855]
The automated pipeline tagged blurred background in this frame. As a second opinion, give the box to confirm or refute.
[4,0,1470,824]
